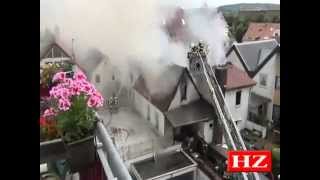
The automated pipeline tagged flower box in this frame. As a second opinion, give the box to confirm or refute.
[40,138,66,164]
[41,70,103,173]
[65,135,96,173]
[40,85,50,98]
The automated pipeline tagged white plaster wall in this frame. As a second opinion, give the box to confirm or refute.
[168,74,200,110]
[225,87,251,130]
[252,55,277,121]
[90,60,122,100]
[252,56,276,100]
[133,90,165,136]
[203,120,214,144]
[245,120,267,138]
[227,50,246,71]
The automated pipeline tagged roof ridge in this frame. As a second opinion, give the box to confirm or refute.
[234,39,278,46]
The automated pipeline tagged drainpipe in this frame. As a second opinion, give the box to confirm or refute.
[96,121,132,180]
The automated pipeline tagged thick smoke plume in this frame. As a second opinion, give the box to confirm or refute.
[41,0,229,95]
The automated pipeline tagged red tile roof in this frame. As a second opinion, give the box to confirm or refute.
[224,63,256,91]
[242,23,280,42]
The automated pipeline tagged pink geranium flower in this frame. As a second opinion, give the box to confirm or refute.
[58,98,71,111]
[52,72,67,83]
[43,108,56,117]
[74,71,87,81]
[47,69,104,114]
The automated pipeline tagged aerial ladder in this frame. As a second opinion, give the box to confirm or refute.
[187,42,260,180]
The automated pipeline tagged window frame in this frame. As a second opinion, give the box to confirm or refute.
[275,76,280,89]
[235,90,242,107]
[259,73,268,87]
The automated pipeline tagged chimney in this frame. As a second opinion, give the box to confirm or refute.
[214,63,228,94]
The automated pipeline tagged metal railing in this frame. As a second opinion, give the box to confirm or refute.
[96,119,133,180]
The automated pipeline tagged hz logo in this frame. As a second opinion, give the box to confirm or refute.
[227,151,272,172]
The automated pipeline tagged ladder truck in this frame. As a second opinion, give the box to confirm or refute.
[187,42,260,180]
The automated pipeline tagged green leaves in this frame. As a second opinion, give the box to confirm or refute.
[56,94,95,143]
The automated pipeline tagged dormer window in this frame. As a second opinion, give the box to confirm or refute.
[180,76,187,102]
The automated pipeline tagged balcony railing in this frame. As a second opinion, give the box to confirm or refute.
[40,116,133,180]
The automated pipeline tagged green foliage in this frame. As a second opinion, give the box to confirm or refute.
[56,94,96,143]
[41,63,61,87]
[224,12,279,42]
[226,14,249,42]
[272,147,280,176]
[255,14,265,22]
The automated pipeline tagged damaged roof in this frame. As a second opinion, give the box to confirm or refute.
[224,63,256,91]
[227,39,280,77]
[133,64,185,112]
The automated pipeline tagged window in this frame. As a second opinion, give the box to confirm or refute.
[112,74,115,80]
[155,113,159,130]
[236,91,241,106]
[195,62,201,71]
[180,76,187,102]
[95,74,100,83]
[258,105,264,115]
[147,105,150,121]
[259,74,268,87]
[275,76,280,89]
[235,120,241,126]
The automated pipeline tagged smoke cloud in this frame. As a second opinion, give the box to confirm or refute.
[40,0,229,94]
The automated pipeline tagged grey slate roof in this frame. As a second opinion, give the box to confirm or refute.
[133,150,194,179]
[165,99,215,127]
[234,39,278,72]
[133,64,185,112]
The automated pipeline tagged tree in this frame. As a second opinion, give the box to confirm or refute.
[272,16,280,23]
[255,14,265,22]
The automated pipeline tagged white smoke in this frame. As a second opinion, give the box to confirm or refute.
[185,8,229,65]
[40,0,229,93]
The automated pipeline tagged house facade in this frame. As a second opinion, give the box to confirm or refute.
[40,41,85,74]
[131,64,216,145]
[226,39,280,135]
[215,63,256,131]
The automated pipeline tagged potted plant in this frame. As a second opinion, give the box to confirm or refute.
[40,112,66,163]
[43,70,104,172]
